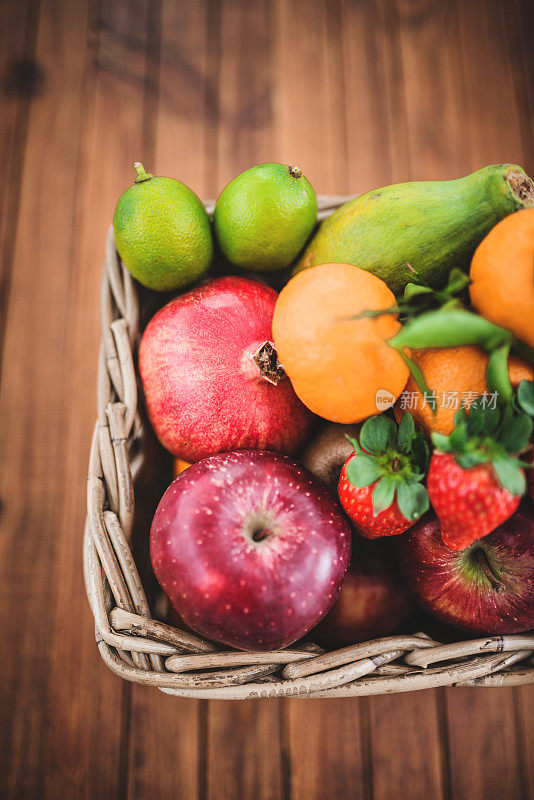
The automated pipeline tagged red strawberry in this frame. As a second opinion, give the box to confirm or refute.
[429,397,531,551]
[427,452,521,551]
[337,413,429,539]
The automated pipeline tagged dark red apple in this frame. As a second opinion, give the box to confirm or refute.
[397,504,534,634]
[150,450,351,650]
[139,276,314,461]
[313,539,415,647]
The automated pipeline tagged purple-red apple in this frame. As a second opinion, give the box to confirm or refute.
[313,539,415,647]
[150,450,351,650]
[397,504,534,634]
[139,275,314,461]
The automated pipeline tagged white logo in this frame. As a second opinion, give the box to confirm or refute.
[375,389,395,412]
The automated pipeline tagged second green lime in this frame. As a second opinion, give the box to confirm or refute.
[213,163,317,272]
[113,163,213,292]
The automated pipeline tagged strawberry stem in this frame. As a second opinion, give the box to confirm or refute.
[474,548,505,593]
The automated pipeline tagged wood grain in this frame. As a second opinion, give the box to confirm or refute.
[273,0,347,193]
[204,4,286,794]
[0,0,38,366]
[286,699,369,800]
[371,690,446,800]
[516,685,534,798]
[0,0,123,797]
[126,2,206,795]
[0,0,533,796]
[446,687,524,799]
[206,700,283,800]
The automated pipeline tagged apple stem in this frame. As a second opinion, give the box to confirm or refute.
[474,548,505,593]
[252,342,287,385]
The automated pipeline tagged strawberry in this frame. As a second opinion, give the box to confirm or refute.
[427,452,521,550]
[338,412,429,538]
[429,391,533,551]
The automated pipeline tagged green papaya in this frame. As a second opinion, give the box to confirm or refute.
[293,164,534,294]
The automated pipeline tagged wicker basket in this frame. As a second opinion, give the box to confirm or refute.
[85,196,534,698]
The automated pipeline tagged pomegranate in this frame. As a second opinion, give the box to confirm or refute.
[150,450,351,650]
[139,276,314,461]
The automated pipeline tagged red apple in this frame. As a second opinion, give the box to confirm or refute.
[313,538,415,647]
[397,504,534,634]
[150,450,351,650]
[139,276,314,461]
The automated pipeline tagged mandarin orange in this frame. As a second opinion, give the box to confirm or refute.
[470,208,534,349]
[272,263,409,423]
[393,346,534,436]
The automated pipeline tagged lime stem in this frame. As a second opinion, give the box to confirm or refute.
[134,162,153,183]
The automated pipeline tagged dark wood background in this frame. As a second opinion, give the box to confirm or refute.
[1,0,533,797]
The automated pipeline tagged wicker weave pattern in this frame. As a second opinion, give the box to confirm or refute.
[85,197,534,698]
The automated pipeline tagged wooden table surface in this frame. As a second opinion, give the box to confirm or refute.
[1,0,533,797]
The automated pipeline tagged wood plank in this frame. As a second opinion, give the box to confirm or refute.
[154,0,214,196]
[286,699,369,800]
[513,0,534,157]
[354,4,448,796]
[33,2,161,798]
[516,685,534,798]
[0,0,38,363]
[127,690,200,799]
[202,3,285,796]
[371,690,446,800]
[206,700,283,800]
[214,0,275,189]
[393,0,473,179]
[441,3,531,797]
[273,0,348,194]
[446,688,524,799]
[123,1,210,797]
[272,1,371,796]
[0,0,126,797]
[340,0,406,192]
[454,0,525,168]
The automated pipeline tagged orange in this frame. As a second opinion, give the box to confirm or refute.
[173,459,191,478]
[393,347,534,436]
[272,263,409,423]
[470,208,534,349]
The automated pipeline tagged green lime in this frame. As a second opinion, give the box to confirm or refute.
[113,163,213,291]
[213,163,317,272]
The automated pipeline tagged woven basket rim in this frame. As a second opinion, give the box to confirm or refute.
[84,196,534,698]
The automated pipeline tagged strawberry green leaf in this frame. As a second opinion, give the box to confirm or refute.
[456,451,491,470]
[466,398,488,436]
[372,475,396,516]
[360,415,397,455]
[397,481,429,522]
[431,432,453,452]
[411,432,430,472]
[497,413,533,454]
[492,458,526,496]
[453,405,468,429]
[518,380,534,416]
[346,454,382,488]
[449,422,469,451]
[396,412,415,453]
[346,436,362,455]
